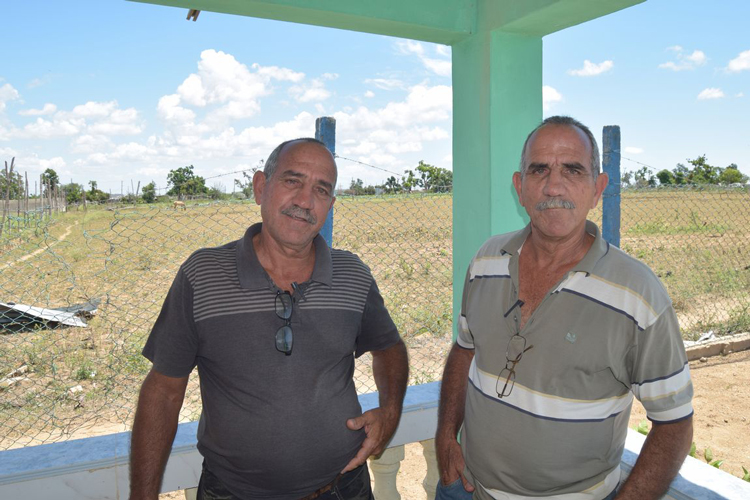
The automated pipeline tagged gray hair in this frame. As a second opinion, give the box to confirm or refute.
[519,116,600,178]
[264,138,337,185]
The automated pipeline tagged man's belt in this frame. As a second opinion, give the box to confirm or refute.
[298,472,343,500]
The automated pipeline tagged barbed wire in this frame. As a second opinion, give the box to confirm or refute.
[621,156,661,171]
[334,155,403,177]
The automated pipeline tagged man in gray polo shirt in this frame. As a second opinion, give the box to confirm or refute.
[436,116,693,500]
[129,138,409,499]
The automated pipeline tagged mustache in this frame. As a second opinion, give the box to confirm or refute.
[281,205,317,224]
[535,198,576,211]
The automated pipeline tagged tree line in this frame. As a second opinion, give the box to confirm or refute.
[7,153,742,208]
[346,161,453,195]
[622,155,747,188]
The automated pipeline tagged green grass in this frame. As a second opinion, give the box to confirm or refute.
[1,189,749,449]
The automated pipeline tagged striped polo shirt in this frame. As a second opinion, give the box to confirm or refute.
[457,221,693,500]
[143,223,400,499]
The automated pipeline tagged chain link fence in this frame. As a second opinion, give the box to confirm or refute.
[0,193,453,450]
[1,185,749,451]
[616,186,750,340]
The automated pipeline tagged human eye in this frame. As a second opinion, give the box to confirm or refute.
[528,165,547,175]
[561,163,586,176]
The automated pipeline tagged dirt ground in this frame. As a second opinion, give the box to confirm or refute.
[629,348,750,481]
[161,348,750,499]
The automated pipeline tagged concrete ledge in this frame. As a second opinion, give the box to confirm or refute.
[685,332,750,361]
[4,381,750,499]
[622,431,750,499]
[0,382,440,499]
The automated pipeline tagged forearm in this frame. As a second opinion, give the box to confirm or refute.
[129,370,188,500]
[372,339,409,415]
[616,417,693,500]
[436,344,473,442]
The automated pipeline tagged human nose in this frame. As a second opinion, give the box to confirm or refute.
[292,185,315,209]
[542,167,566,197]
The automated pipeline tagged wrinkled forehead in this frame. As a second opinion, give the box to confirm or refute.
[524,124,593,168]
[277,141,338,184]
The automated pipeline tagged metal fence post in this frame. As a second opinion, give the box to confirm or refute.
[602,126,621,248]
[315,117,335,247]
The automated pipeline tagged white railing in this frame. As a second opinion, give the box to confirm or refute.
[2,381,750,499]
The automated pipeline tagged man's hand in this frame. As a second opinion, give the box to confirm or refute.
[342,406,400,472]
[435,343,475,492]
[435,434,474,492]
[342,340,408,473]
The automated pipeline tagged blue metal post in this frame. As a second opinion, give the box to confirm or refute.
[602,126,621,248]
[315,117,335,247]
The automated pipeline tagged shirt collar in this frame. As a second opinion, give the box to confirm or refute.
[501,220,609,275]
[236,222,333,290]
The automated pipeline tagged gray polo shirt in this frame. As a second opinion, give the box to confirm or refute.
[143,223,400,499]
[458,221,693,500]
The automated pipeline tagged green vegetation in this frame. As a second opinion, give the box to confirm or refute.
[1,187,749,459]
[166,165,209,198]
[624,155,748,187]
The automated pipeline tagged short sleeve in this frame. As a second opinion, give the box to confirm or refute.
[142,266,199,377]
[630,305,694,423]
[354,278,400,358]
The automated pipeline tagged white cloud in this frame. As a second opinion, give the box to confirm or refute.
[435,45,451,57]
[21,156,69,174]
[395,40,452,77]
[21,117,83,138]
[71,134,115,154]
[0,147,18,160]
[252,63,305,83]
[155,50,316,134]
[697,88,725,100]
[0,83,21,111]
[158,94,197,124]
[14,100,142,139]
[365,79,405,91]
[364,91,375,98]
[87,107,142,136]
[726,50,750,73]
[289,77,332,103]
[659,48,707,71]
[330,84,452,171]
[567,60,614,77]
[542,86,563,110]
[686,50,707,65]
[19,103,57,116]
[71,101,117,118]
[737,92,745,98]
[396,40,425,57]
[624,147,644,154]
[422,58,452,77]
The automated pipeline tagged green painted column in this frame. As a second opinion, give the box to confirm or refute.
[451,29,542,337]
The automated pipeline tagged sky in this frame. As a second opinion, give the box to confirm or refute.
[2,0,748,195]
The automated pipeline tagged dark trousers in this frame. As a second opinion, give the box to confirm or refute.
[197,462,374,500]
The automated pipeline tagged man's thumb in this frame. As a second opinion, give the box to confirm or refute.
[346,416,364,430]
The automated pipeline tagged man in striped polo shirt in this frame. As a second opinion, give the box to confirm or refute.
[129,138,408,499]
[436,116,693,500]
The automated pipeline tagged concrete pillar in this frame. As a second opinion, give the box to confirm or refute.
[370,445,405,500]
